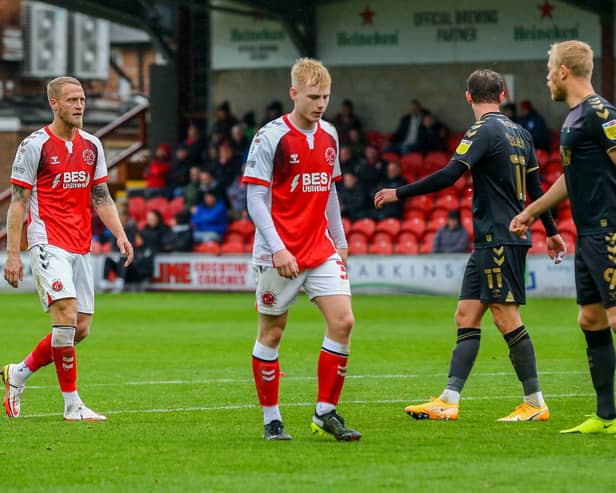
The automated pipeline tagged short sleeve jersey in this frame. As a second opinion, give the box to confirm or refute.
[452,112,537,248]
[10,126,108,254]
[242,115,342,269]
[559,94,616,235]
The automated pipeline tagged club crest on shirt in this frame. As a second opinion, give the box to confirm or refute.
[324,147,336,166]
[601,120,616,140]
[82,149,96,166]
[51,280,63,292]
[456,139,473,155]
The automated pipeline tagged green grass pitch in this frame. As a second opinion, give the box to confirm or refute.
[1,292,614,492]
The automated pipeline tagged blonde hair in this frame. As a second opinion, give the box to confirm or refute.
[291,58,331,89]
[549,40,593,79]
[47,76,82,102]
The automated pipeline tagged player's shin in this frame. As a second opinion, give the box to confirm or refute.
[505,325,544,407]
[584,328,616,419]
[441,328,481,404]
[24,333,53,375]
[51,325,78,395]
[316,337,349,416]
[252,341,281,424]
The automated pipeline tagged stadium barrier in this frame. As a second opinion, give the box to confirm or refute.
[0,252,575,297]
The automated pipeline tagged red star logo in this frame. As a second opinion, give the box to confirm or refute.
[360,6,375,26]
[538,0,554,19]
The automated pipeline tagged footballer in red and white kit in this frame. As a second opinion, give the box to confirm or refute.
[3,76,133,422]
[11,126,108,312]
[243,58,361,442]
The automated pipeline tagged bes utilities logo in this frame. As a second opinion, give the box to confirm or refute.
[52,171,91,189]
[290,172,330,193]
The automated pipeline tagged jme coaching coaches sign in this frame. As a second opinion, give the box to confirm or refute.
[146,253,575,297]
[149,254,255,291]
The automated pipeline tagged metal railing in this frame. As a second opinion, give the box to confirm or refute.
[0,103,149,247]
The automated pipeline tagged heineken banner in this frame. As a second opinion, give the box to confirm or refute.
[211,0,599,68]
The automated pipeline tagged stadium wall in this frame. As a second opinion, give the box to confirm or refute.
[0,253,575,297]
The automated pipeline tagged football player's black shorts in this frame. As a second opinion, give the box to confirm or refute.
[575,233,616,308]
[460,245,529,305]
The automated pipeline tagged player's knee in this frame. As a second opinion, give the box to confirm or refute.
[455,307,478,328]
[578,309,608,330]
[75,323,90,343]
[51,299,78,325]
[262,326,284,347]
[331,312,355,337]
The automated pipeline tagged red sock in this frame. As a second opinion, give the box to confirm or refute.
[252,357,279,406]
[317,350,348,406]
[24,333,53,372]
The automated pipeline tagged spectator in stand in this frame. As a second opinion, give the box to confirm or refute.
[191,191,228,243]
[374,161,407,220]
[416,113,448,154]
[226,165,248,221]
[339,144,359,175]
[143,143,172,197]
[347,127,367,159]
[337,171,372,221]
[332,99,363,145]
[212,101,239,140]
[124,209,170,290]
[518,100,550,151]
[385,99,428,154]
[230,123,250,162]
[198,167,224,201]
[261,100,283,127]
[355,143,386,193]
[183,123,207,165]
[216,141,244,189]
[501,102,518,123]
[432,210,470,253]
[243,111,257,141]
[100,206,139,293]
[182,165,201,211]
[167,143,196,197]
[163,210,194,252]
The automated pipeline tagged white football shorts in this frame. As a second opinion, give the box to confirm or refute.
[29,244,95,314]
[253,253,351,315]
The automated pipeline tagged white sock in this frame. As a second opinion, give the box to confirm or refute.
[62,391,81,407]
[524,391,545,407]
[439,389,460,404]
[252,340,279,361]
[263,405,282,425]
[316,402,336,416]
[13,362,33,385]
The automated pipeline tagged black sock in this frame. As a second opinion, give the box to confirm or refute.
[504,325,540,396]
[446,328,481,393]
[584,329,616,420]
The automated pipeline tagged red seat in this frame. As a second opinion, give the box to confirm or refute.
[459,194,472,209]
[365,130,385,149]
[529,239,547,254]
[350,218,376,240]
[560,231,576,251]
[419,232,436,253]
[228,218,256,240]
[168,196,185,217]
[434,194,459,211]
[447,132,465,153]
[375,218,401,239]
[342,217,352,236]
[348,231,369,244]
[394,240,419,254]
[429,208,449,222]
[244,240,254,253]
[403,207,425,221]
[535,149,549,166]
[398,231,419,244]
[558,218,577,236]
[408,195,433,215]
[368,239,393,255]
[146,196,170,217]
[221,241,245,255]
[425,217,447,234]
[224,232,245,244]
[400,152,423,172]
[128,196,146,222]
[193,241,220,255]
[381,152,401,164]
[348,238,368,255]
[372,231,393,244]
[400,218,426,238]
[424,151,450,171]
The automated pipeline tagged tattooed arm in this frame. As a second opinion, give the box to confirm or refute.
[4,184,31,288]
[92,182,134,266]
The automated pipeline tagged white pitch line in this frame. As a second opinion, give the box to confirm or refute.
[17,392,597,419]
[23,369,587,390]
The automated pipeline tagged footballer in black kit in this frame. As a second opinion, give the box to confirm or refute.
[559,94,616,306]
